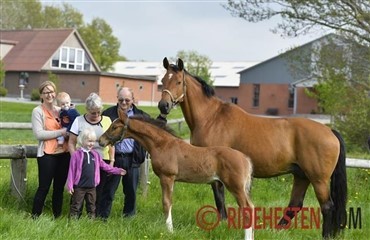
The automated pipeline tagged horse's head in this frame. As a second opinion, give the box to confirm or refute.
[158,57,187,115]
[99,109,129,147]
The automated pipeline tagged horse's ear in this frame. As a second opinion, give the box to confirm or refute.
[118,108,127,122]
[177,58,184,71]
[163,57,169,69]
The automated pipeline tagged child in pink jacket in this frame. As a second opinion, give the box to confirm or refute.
[67,127,126,219]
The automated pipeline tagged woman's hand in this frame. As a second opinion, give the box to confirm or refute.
[61,128,68,137]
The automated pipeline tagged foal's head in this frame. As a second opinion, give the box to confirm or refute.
[99,117,127,147]
[99,109,129,147]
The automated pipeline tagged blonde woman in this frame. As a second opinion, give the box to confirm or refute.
[31,81,70,218]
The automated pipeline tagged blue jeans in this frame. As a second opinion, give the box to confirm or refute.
[96,154,139,219]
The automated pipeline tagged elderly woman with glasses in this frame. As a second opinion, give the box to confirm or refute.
[68,92,115,217]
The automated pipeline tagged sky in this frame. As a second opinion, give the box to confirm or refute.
[44,0,327,62]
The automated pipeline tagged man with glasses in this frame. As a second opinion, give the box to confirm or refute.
[97,87,166,219]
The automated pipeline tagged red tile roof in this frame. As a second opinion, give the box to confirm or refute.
[1,29,75,71]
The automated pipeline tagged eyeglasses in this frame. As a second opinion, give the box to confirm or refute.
[42,91,55,95]
[118,98,132,104]
[89,111,101,116]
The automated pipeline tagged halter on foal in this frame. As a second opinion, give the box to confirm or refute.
[99,110,254,239]
[158,57,347,239]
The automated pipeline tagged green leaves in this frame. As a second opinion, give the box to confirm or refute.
[174,50,214,86]
[0,1,121,72]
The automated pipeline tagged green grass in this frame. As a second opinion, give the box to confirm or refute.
[0,100,369,239]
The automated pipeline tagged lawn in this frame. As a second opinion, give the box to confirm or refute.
[0,100,368,239]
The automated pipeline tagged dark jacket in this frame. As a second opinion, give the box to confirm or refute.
[60,108,80,131]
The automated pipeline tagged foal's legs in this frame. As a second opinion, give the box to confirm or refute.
[278,175,310,226]
[224,181,254,240]
[159,176,175,232]
[211,181,227,219]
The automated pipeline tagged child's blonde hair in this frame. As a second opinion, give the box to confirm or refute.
[77,127,97,146]
[56,92,71,106]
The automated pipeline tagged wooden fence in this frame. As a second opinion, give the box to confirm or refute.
[0,144,154,201]
[0,118,186,130]
[1,121,370,201]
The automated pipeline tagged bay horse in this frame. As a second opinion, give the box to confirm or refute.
[99,110,254,239]
[158,57,347,239]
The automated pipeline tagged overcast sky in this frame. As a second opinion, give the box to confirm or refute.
[44,0,327,62]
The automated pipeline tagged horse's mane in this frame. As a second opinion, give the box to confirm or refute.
[130,114,179,138]
[169,64,215,98]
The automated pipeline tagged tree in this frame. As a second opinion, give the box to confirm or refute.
[0,0,43,29]
[309,38,370,150]
[42,3,84,29]
[172,50,214,85]
[79,18,121,72]
[0,61,8,96]
[224,0,370,46]
[0,1,123,71]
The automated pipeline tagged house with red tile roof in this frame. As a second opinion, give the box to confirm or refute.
[0,28,158,105]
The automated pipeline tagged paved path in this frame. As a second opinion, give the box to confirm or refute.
[0,96,37,104]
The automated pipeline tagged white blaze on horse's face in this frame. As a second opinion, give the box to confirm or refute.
[168,73,173,80]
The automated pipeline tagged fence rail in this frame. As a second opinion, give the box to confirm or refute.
[1,118,186,128]
[1,118,186,131]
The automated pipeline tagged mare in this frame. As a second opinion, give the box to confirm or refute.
[158,57,347,239]
[99,110,254,239]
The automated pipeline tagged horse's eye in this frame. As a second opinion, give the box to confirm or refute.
[177,81,181,85]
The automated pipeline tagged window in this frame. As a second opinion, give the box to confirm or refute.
[253,84,260,107]
[230,97,238,104]
[51,47,91,71]
[288,88,294,108]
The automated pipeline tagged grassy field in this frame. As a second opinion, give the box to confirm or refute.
[0,100,369,239]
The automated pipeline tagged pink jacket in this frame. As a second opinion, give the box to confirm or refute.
[66,149,122,192]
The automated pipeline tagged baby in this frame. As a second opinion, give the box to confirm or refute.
[66,127,126,219]
[56,92,80,149]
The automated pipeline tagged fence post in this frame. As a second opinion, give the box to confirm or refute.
[139,154,150,198]
[9,145,28,199]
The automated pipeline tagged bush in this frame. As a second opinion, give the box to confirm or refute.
[0,86,7,96]
[31,88,40,101]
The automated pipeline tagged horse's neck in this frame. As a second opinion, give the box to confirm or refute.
[181,78,219,130]
[126,119,167,154]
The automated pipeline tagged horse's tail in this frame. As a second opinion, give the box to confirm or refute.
[330,129,347,234]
